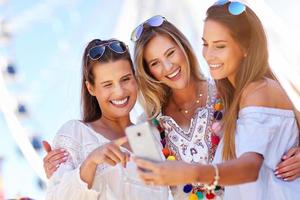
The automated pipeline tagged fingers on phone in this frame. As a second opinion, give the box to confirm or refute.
[114,136,128,146]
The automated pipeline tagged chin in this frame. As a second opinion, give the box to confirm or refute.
[210,73,225,80]
[114,110,131,118]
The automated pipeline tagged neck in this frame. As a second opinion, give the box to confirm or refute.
[100,114,132,135]
[228,74,236,88]
[171,78,200,104]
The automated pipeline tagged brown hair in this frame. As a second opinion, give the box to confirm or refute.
[81,39,134,122]
[205,3,276,160]
[134,20,205,119]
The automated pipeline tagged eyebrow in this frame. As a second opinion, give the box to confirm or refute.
[202,37,227,43]
[121,73,133,78]
[100,73,133,84]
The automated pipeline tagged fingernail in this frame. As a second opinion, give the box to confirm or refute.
[63,156,68,160]
[60,149,66,152]
[283,178,288,181]
[276,174,281,178]
[275,166,278,170]
[56,164,60,168]
[64,152,69,156]
[274,171,278,175]
[282,155,287,159]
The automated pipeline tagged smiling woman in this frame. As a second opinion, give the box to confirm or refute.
[44,38,170,200]
[133,2,300,200]
[202,19,246,84]
[131,15,225,200]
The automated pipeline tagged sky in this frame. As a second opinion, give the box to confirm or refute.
[0,0,299,199]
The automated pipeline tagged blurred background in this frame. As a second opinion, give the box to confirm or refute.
[0,0,299,199]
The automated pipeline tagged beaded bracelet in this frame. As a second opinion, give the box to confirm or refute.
[204,164,220,193]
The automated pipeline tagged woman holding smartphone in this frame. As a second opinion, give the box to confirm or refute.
[44,13,300,199]
[45,38,170,200]
[134,2,300,199]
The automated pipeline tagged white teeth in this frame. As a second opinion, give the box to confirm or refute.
[111,97,128,105]
[209,64,222,68]
[167,68,180,78]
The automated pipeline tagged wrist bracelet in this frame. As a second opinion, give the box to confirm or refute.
[204,164,220,193]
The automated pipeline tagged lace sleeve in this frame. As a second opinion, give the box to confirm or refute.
[52,134,82,168]
[46,120,100,200]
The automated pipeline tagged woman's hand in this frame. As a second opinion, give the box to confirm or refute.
[80,137,129,189]
[134,158,196,186]
[42,141,69,178]
[275,147,300,181]
[87,137,130,167]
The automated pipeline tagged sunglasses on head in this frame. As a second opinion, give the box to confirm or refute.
[131,15,166,42]
[214,0,246,15]
[87,40,128,60]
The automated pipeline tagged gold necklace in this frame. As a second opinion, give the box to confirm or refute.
[172,91,203,115]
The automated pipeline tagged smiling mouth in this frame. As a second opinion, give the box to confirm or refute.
[110,97,129,106]
[209,63,223,70]
[166,68,181,79]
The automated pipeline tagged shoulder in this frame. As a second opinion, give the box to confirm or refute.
[240,78,293,110]
[53,119,88,144]
[56,120,84,136]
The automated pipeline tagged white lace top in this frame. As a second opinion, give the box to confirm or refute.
[213,107,300,200]
[158,80,223,200]
[46,120,170,200]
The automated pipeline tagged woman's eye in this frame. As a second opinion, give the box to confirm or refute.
[122,77,130,82]
[150,61,159,67]
[202,43,208,47]
[216,45,225,49]
[167,50,175,57]
[103,84,112,88]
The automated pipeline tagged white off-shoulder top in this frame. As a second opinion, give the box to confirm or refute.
[214,107,300,200]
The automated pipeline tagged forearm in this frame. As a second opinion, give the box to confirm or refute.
[80,156,97,189]
[191,153,263,186]
[46,165,100,200]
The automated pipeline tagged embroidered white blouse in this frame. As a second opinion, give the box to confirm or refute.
[158,80,223,200]
[46,120,170,200]
[213,107,300,200]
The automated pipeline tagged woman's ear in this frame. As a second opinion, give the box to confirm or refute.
[85,81,95,96]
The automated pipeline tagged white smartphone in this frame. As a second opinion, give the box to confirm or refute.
[125,121,164,162]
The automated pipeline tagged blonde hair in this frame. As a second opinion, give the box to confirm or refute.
[134,20,205,119]
[206,3,276,160]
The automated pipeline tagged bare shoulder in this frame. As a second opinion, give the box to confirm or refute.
[240,78,293,110]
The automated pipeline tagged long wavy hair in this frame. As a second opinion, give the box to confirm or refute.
[134,19,205,119]
[205,3,276,160]
[81,39,134,122]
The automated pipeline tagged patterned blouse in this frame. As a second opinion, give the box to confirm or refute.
[157,80,223,200]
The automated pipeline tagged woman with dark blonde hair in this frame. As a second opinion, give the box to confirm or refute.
[131,15,224,199]
[134,2,300,199]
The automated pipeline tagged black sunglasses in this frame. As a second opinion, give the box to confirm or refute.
[87,40,128,60]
